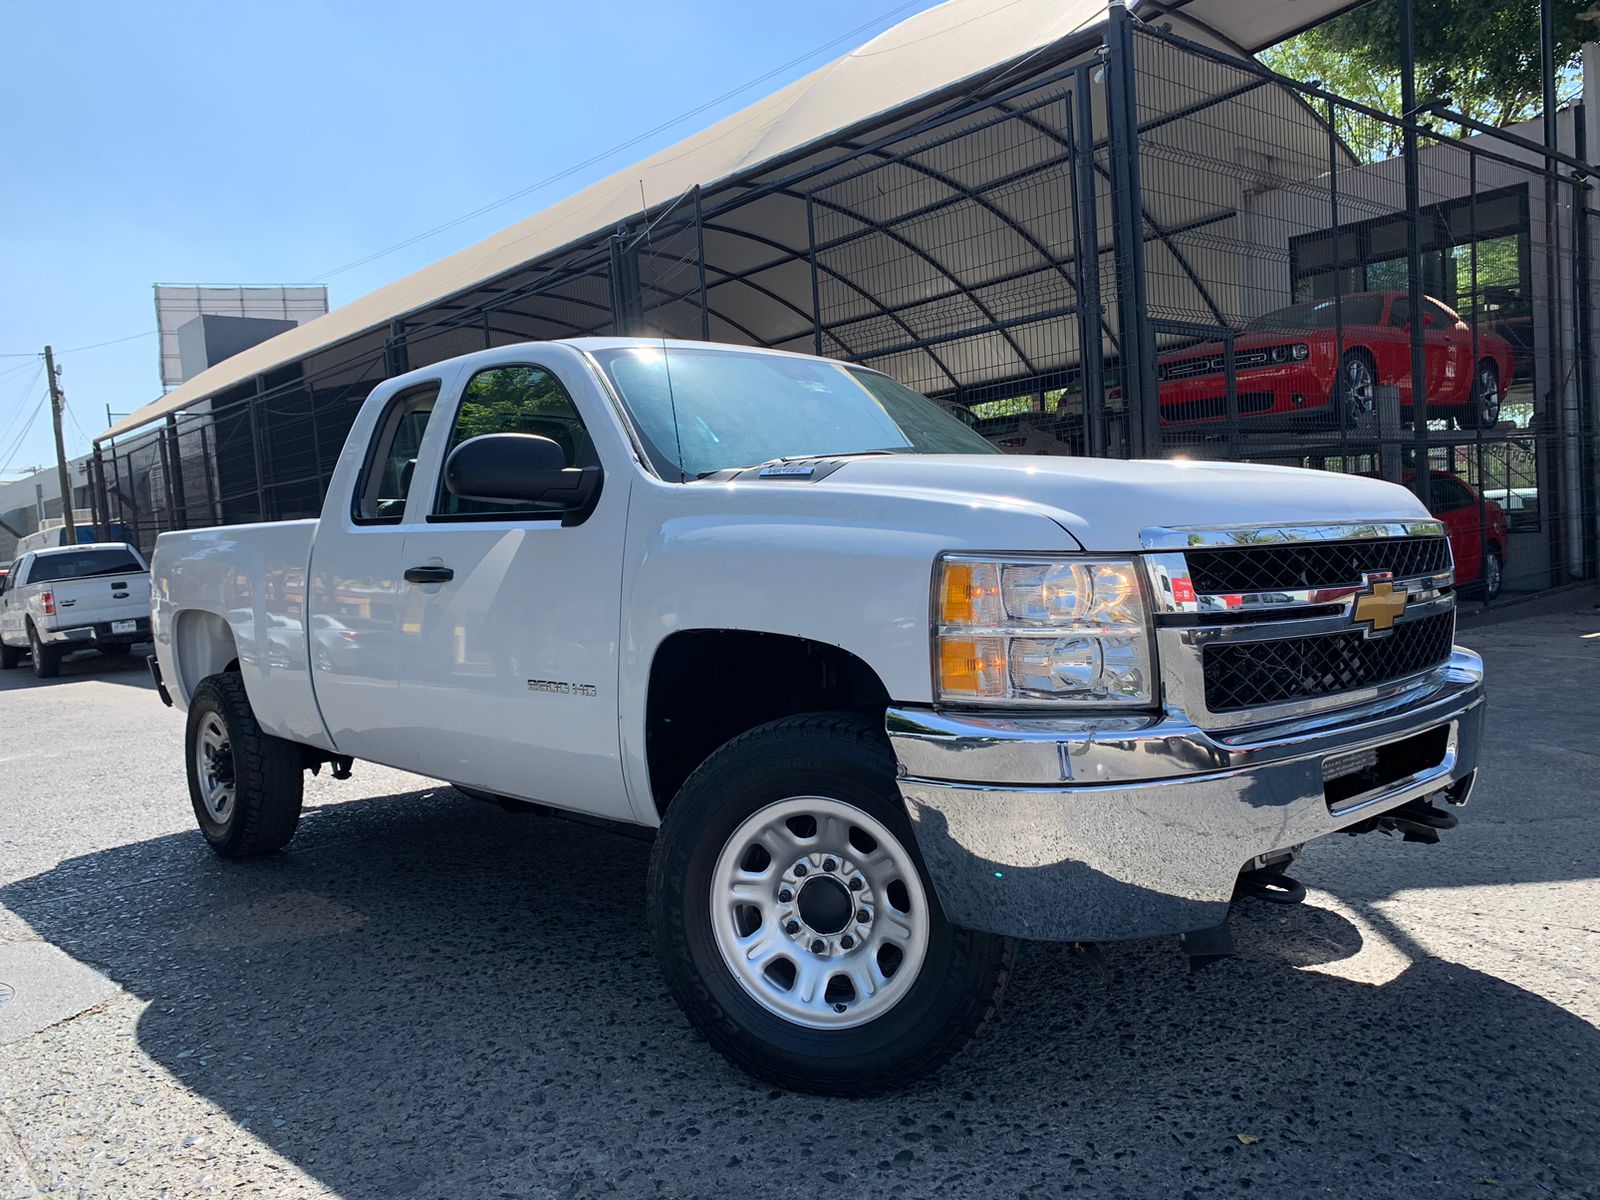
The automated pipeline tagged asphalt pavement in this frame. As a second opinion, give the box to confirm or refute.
[0,602,1597,1199]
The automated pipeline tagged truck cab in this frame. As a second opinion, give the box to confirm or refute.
[148,338,1485,1094]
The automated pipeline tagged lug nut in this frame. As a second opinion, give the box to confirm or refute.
[848,877,864,892]
[794,864,808,877]
[785,920,800,935]
[840,935,855,950]
[811,939,826,953]
[823,857,838,872]
[856,908,870,923]
[833,1002,848,1013]
[777,888,793,903]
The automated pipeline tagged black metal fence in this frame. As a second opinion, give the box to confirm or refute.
[94,8,1597,606]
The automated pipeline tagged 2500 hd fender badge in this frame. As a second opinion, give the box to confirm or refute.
[527,679,597,697]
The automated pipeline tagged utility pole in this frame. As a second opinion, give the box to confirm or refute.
[43,346,77,546]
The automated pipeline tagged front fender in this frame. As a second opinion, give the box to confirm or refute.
[614,480,1077,823]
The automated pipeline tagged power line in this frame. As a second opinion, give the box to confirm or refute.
[0,329,156,358]
[297,0,929,284]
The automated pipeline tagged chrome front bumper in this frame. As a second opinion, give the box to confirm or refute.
[889,648,1485,942]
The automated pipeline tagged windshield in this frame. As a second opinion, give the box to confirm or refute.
[28,547,144,583]
[588,346,998,478]
[1244,295,1385,330]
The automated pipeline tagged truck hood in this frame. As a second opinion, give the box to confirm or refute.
[818,455,1429,550]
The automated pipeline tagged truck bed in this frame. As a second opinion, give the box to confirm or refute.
[150,519,329,748]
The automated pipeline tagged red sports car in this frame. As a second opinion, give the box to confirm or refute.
[1157,291,1514,430]
[1407,471,1509,600]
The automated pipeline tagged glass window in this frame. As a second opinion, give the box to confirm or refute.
[1388,297,1411,328]
[27,546,144,583]
[434,365,594,518]
[1244,295,1385,331]
[589,346,999,479]
[355,383,438,524]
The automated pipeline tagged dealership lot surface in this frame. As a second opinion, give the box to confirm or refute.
[1,607,1596,1199]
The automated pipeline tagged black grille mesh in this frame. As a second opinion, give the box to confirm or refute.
[1186,537,1450,595]
[1203,610,1456,712]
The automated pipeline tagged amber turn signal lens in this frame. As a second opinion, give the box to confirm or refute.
[938,636,1006,698]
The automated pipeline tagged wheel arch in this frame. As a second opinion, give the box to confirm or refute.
[171,608,241,706]
[642,629,891,822]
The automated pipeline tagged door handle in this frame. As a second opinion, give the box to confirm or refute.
[404,565,454,584]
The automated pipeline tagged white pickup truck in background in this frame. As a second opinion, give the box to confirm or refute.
[148,338,1485,1094]
[0,542,152,678]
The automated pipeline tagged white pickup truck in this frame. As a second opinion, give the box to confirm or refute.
[1,541,152,678]
[149,338,1485,1093]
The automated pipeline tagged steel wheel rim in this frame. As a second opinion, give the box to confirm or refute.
[1343,356,1374,425]
[709,796,930,1030]
[1478,364,1501,426]
[195,713,237,823]
[1486,550,1502,597]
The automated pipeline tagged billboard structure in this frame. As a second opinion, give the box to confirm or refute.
[154,285,328,389]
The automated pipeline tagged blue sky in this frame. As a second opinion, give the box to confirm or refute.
[0,0,942,476]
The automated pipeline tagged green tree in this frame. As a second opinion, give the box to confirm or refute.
[1260,0,1589,161]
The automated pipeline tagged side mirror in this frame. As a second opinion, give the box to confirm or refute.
[443,433,602,525]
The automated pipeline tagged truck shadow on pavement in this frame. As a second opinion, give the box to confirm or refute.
[2,786,1596,1199]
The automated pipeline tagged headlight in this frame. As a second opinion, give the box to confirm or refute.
[934,555,1155,706]
[1291,342,1309,361]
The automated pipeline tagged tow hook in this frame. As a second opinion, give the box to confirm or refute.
[1235,867,1307,906]
[1384,797,1460,844]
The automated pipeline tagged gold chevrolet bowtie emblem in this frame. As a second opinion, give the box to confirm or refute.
[1352,573,1408,636]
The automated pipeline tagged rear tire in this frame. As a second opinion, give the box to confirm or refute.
[648,713,1014,1095]
[185,672,304,857]
[28,624,60,679]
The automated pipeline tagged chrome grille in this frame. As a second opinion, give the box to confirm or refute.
[1202,610,1457,712]
[1185,536,1451,595]
[1142,522,1458,727]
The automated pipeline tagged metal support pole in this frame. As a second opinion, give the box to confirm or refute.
[1574,106,1597,578]
[249,380,269,522]
[1327,97,1350,457]
[806,194,824,356]
[165,413,188,530]
[694,187,711,341]
[385,320,410,378]
[89,445,109,540]
[1105,2,1158,458]
[199,423,219,526]
[608,233,645,336]
[1400,0,1430,507]
[1072,66,1108,458]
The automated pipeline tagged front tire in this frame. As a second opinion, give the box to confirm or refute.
[648,714,1014,1094]
[1458,360,1502,429]
[28,624,60,679]
[185,673,304,857]
[1484,544,1504,601]
[1335,349,1376,429]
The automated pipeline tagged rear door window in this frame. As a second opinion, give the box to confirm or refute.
[354,383,440,524]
